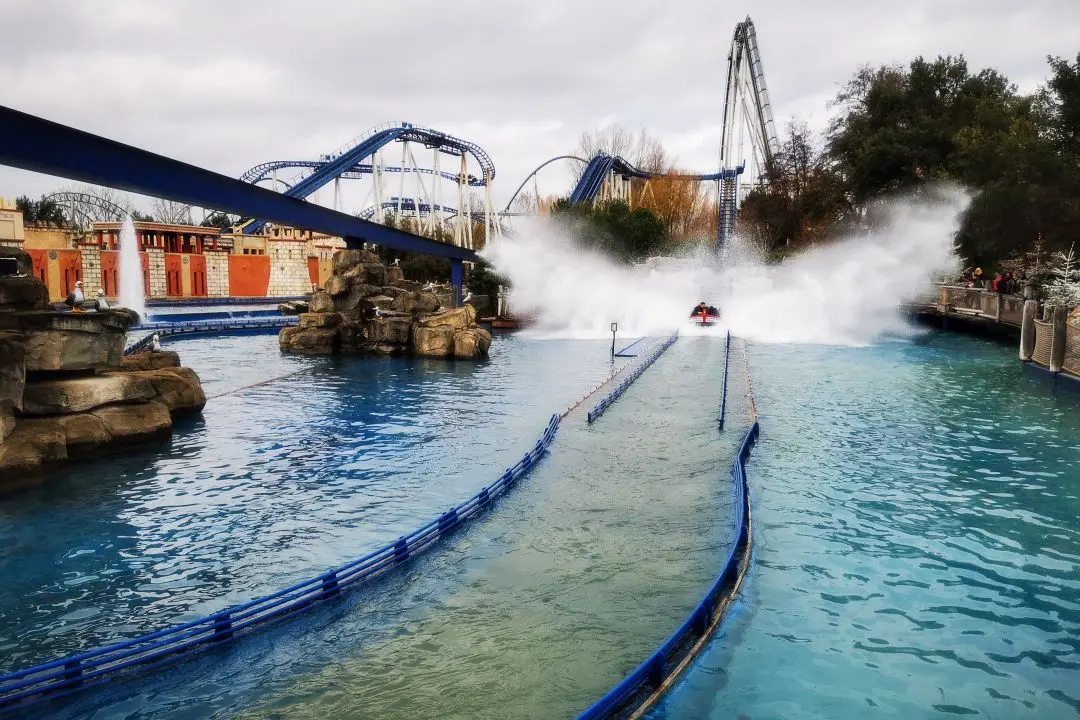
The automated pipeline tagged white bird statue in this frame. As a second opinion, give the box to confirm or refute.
[391,258,400,267]
[150,333,162,352]
[462,291,474,304]
[421,282,436,292]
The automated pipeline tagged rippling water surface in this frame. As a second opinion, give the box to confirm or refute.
[656,332,1080,719]
[0,331,625,673]
[5,327,1078,719]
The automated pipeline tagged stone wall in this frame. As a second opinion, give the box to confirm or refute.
[205,250,230,297]
[79,244,102,298]
[266,238,312,297]
[146,247,167,299]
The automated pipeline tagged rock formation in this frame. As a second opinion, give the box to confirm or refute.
[280,249,492,359]
[0,248,206,490]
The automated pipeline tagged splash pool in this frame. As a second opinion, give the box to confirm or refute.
[1,327,1078,719]
[655,333,1080,719]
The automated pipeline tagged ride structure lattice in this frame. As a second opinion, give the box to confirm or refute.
[719,15,779,250]
[238,122,500,250]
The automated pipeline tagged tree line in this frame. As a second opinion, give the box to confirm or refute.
[740,52,1080,274]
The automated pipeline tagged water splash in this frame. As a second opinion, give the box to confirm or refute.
[118,215,147,323]
[483,188,966,346]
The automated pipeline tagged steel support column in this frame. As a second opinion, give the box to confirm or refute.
[450,259,464,308]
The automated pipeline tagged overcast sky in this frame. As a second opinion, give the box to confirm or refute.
[2,0,1077,215]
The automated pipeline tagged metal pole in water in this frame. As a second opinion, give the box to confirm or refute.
[610,322,618,358]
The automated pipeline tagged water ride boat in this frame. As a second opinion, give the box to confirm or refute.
[688,302,721,326]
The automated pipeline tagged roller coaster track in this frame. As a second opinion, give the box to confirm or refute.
[721,16,779,176]
[244,163,469,190]
[356,198,488,223]
[240,122,496,235]
[567,153,745,205]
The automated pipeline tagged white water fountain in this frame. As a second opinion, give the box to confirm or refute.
[118,215,148,323]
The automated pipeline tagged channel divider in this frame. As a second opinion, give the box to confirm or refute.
[587,332,678,423]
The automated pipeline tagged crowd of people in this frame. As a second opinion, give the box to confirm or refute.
[965,268,1023,294]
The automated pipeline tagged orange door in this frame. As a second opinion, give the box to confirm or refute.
[164,253,183,297]
[228,255,271,297]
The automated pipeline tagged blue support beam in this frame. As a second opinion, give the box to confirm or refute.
[0,105,477,262]
[450,259,463,308]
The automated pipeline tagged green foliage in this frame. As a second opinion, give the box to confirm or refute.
[15,195,66,227]
[550,199,669,263]
[373,246,451,283]
[130,209,154,222]
[466,257,506,299]
[745,52,1080,272]
[200,212,235,230]
[1045,243,1080,309]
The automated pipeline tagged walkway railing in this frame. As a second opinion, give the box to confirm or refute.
[0,414,561,710]
[918,286,1025,326]
[588,333,678,423]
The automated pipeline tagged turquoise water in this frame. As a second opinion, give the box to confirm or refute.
[3,327,1078,719]
[0,332,625,674]
[655,332,1080,718]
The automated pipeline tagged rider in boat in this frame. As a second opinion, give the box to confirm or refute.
[690,301,719,318]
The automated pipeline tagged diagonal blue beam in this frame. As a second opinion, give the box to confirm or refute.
[0,105,477,262]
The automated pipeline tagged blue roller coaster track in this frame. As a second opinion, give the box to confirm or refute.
[243,163,469,190]
[356,198,488,223]
[567,152,745,205]
[240,122,496,234]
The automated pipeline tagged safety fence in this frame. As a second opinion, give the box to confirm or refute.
[0,414,561,710]
[577,422,759,719]
[124,316,298,354]
[930,286,1025,326]
[718,331,731,430]
[587,333,678,423]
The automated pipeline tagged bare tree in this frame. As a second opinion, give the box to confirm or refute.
[55,183,135,225]
[572,125,670,184]
[151,198,193,225]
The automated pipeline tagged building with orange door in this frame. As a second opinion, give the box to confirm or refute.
[0,199,345,302]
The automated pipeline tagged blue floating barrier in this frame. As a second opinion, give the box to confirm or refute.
[0,412,563,710]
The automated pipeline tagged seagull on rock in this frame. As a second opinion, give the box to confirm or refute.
[64,281,86,311]
[150,334,162,352]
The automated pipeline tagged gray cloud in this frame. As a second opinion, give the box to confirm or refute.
[2,0,1077,210]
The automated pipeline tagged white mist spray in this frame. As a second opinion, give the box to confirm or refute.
[118,215,147,322]
[483,187,967,346]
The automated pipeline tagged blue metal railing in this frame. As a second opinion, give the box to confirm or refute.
[0,414,561,710]
[123,316,298,354]
[577,420,759,719]
[587,334,678,423]
[718,330,731,429]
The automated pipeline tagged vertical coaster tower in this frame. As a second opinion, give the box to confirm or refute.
[718,16,780,252]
